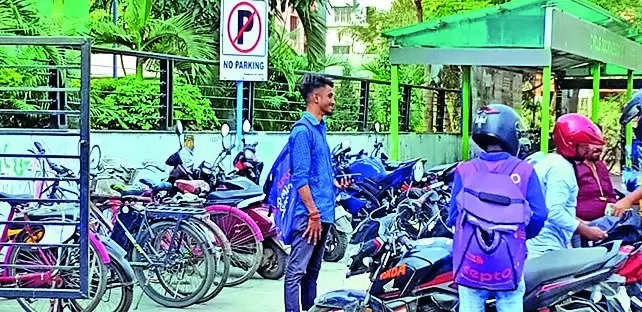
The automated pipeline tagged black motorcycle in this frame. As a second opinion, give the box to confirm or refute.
[311,211,633,312]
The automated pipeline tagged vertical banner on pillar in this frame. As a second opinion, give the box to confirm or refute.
[220,0,269,81]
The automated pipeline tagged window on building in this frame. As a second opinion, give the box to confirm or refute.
[334,7,352,23]
[332,45,350,54]
[289,15,298,32]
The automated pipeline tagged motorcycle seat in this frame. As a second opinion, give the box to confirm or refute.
[175,179,210,194]
[0,192,32,206]
[524,246,608,293]
[206,189,265,207]
[426,162,457,174]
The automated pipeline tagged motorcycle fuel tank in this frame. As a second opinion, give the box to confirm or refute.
[373,238,453,298]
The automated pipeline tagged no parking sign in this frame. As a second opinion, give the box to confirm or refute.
[220,0,268,81]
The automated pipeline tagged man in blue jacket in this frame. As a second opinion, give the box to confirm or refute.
[284,74,349,312]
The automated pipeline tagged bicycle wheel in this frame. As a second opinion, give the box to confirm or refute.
[13,241,108,312]
[209,211,263,286]
[131,220,215,308]
[91,257,134,312]
[190,217,231,303]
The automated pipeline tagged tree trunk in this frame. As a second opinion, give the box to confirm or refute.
[136,58,144,79]
[414,0,423,21]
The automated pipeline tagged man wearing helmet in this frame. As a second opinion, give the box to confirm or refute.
[448,104,548,312]
[527,114,609,259]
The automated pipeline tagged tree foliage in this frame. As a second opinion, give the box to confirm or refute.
[90,0,216,78]
[89,76,218,130]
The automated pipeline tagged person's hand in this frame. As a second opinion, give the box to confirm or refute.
[303,211,322,244]
[610,200,633,217]
[583,226,608,241]
[334,177,353,189]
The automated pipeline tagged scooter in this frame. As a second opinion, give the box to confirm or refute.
[233,120,263,185]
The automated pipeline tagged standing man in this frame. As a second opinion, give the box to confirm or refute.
[284,74,349,312]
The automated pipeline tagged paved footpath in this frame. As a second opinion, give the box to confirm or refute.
[0,261,369,312]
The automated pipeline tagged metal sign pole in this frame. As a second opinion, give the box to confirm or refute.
[236,81,244,151]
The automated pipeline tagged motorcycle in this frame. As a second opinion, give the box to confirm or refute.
[233,120,263,185]
[324,132,424,262]
[311,214,633,312]
[166,121,288,281]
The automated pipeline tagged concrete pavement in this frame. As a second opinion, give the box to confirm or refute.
[0,261,369,312]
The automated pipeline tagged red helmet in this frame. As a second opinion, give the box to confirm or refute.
[553,114,604,158]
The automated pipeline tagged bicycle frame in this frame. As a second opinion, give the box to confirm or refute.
[0,203,110,291]
[103,200,207,270]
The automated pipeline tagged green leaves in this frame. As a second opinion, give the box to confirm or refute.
[90,0,216,78]
[89,76,218,130]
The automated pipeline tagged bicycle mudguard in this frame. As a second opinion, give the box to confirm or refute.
[204,204,264,242]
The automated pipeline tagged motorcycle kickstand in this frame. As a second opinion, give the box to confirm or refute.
[133,280,147,310]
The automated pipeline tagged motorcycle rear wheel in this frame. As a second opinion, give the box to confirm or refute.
[324,226,348,262]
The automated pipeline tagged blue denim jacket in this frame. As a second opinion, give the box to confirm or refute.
[290,112,336,223]
[526,153,580,258]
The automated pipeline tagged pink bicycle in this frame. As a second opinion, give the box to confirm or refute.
[0,193,110,312]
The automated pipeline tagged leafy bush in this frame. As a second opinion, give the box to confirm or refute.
[0,67,49,128]
[89,76,218,130]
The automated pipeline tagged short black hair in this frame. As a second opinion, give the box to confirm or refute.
[299,74,334,102]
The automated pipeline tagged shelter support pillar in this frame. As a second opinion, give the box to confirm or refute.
[626,69,634,167]
[462,66,471,160]
[541,66,551,153]
[390,65,400,161]
[591,63,601,122]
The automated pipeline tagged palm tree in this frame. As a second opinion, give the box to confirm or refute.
[0,0,49,36]
[90,0,216,78]
[270,0,329,70]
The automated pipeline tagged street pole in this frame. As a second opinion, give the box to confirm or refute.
[236,81,244,152]
[112,0,118,78]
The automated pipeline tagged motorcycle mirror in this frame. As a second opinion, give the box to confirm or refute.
[221,123,230,137]
[413,161,424,183]
[374,122,381,133]
[243,119,251,133]
[175,121,184,136]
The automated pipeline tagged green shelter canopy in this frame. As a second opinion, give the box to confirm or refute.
[382,0,642,161]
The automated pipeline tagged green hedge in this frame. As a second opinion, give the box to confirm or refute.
[90,76,218,130]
